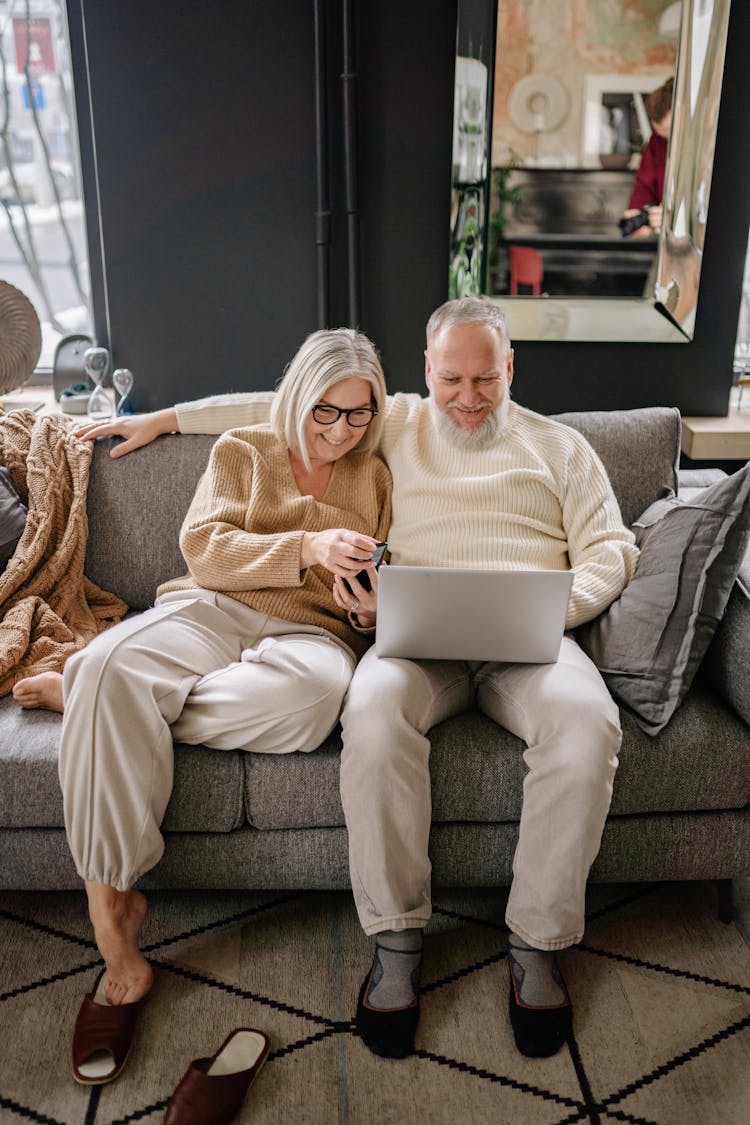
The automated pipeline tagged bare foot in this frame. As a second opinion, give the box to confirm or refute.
[85,882,154,1005]
[13,671,64,713]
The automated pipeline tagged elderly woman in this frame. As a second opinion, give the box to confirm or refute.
[54,329,390,1069]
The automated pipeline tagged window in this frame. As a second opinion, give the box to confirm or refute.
[0,0,91,374]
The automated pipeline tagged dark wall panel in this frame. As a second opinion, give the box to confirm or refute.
[75,0,320,409]
[353,0,457,391]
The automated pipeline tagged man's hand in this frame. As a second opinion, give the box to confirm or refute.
[73,408,179,458]
[621,206,661,238]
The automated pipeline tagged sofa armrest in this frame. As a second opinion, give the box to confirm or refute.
[702,553,750,726]
[677,467,727,503]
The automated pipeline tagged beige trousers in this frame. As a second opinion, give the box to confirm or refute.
[339,636,621,950]
[59,589,355,891]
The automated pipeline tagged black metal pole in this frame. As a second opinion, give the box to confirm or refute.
[341,0,360,327]
[313,0,331,327]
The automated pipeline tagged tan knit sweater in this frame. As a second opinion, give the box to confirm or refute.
[176,394,638,630]
[158,426,392,657]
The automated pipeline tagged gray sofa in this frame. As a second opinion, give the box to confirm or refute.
[1,406,748,898]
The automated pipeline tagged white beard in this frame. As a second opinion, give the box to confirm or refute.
[429,394,511,450]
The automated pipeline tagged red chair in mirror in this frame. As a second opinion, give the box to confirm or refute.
[509,245,544,295]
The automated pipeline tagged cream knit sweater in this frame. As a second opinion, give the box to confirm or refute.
[158,426,392,657]
[176,395,638,629]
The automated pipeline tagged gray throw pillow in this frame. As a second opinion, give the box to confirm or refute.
[577,463,750,736]
[0,465,28,569]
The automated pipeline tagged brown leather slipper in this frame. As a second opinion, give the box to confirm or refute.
[71,969,141,1085]
[163,1028,270,1125]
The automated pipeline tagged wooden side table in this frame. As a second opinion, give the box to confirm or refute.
[681,392,750,460]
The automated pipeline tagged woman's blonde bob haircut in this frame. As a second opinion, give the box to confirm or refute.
[270,328,387,470]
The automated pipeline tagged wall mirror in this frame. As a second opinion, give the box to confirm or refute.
[450,0,731,342]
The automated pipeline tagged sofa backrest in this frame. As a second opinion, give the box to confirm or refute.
[84,406,681,609]
[552,406,680,526]
[85,433,217,610]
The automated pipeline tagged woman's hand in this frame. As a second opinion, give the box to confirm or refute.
[333,566,380,628]
[301,529,379,578]
[302,529,383,625]
[73,408,179,458]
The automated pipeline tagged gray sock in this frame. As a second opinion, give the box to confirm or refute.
[366,928,423,1010]
[508,932,568,1007]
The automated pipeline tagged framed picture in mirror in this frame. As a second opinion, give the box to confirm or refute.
[581,74,665,169]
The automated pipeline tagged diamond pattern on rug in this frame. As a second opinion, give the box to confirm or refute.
[0,882,748,1124]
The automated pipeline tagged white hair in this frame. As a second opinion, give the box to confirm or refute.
[426,297,510,352]
[270,328,386,470]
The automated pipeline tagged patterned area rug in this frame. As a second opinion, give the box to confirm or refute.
[1,880,749,1124]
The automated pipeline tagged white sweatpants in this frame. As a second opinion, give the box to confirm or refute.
[339,636,621,950]
[59,589,355,891]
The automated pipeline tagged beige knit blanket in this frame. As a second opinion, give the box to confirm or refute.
[0,410,127,694]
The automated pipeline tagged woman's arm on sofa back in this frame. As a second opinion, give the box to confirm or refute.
[74,392,275,458]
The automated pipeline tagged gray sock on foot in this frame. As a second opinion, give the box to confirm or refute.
[366,928,423,1010]
[508,932,567,1007]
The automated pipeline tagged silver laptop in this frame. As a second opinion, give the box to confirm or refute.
[375,566,573,663]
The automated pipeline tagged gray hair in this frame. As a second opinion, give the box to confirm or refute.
[426,298,510,351]
[271,328,386,470]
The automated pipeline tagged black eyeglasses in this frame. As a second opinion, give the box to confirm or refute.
[311,404,378,427]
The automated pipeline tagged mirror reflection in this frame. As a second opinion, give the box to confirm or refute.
[450,0,730,342]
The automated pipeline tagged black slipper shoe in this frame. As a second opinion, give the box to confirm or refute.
[355,970,419,1059]
[507,959,572,1058]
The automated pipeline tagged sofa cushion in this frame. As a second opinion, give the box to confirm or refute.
[243,734,344,829]
[578,465,750,735]
[0,698,246,832]
[0,703,62,826]
[430,691,750,819]
[240,689,750,831]
[166,743,246,832]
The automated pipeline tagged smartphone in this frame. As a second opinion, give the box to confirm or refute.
[343,541,387,594]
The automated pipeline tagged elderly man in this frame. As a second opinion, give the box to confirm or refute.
[68,298,638,1061]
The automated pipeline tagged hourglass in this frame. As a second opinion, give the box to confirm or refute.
[84,347,113,421]
[113,368,135,415]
